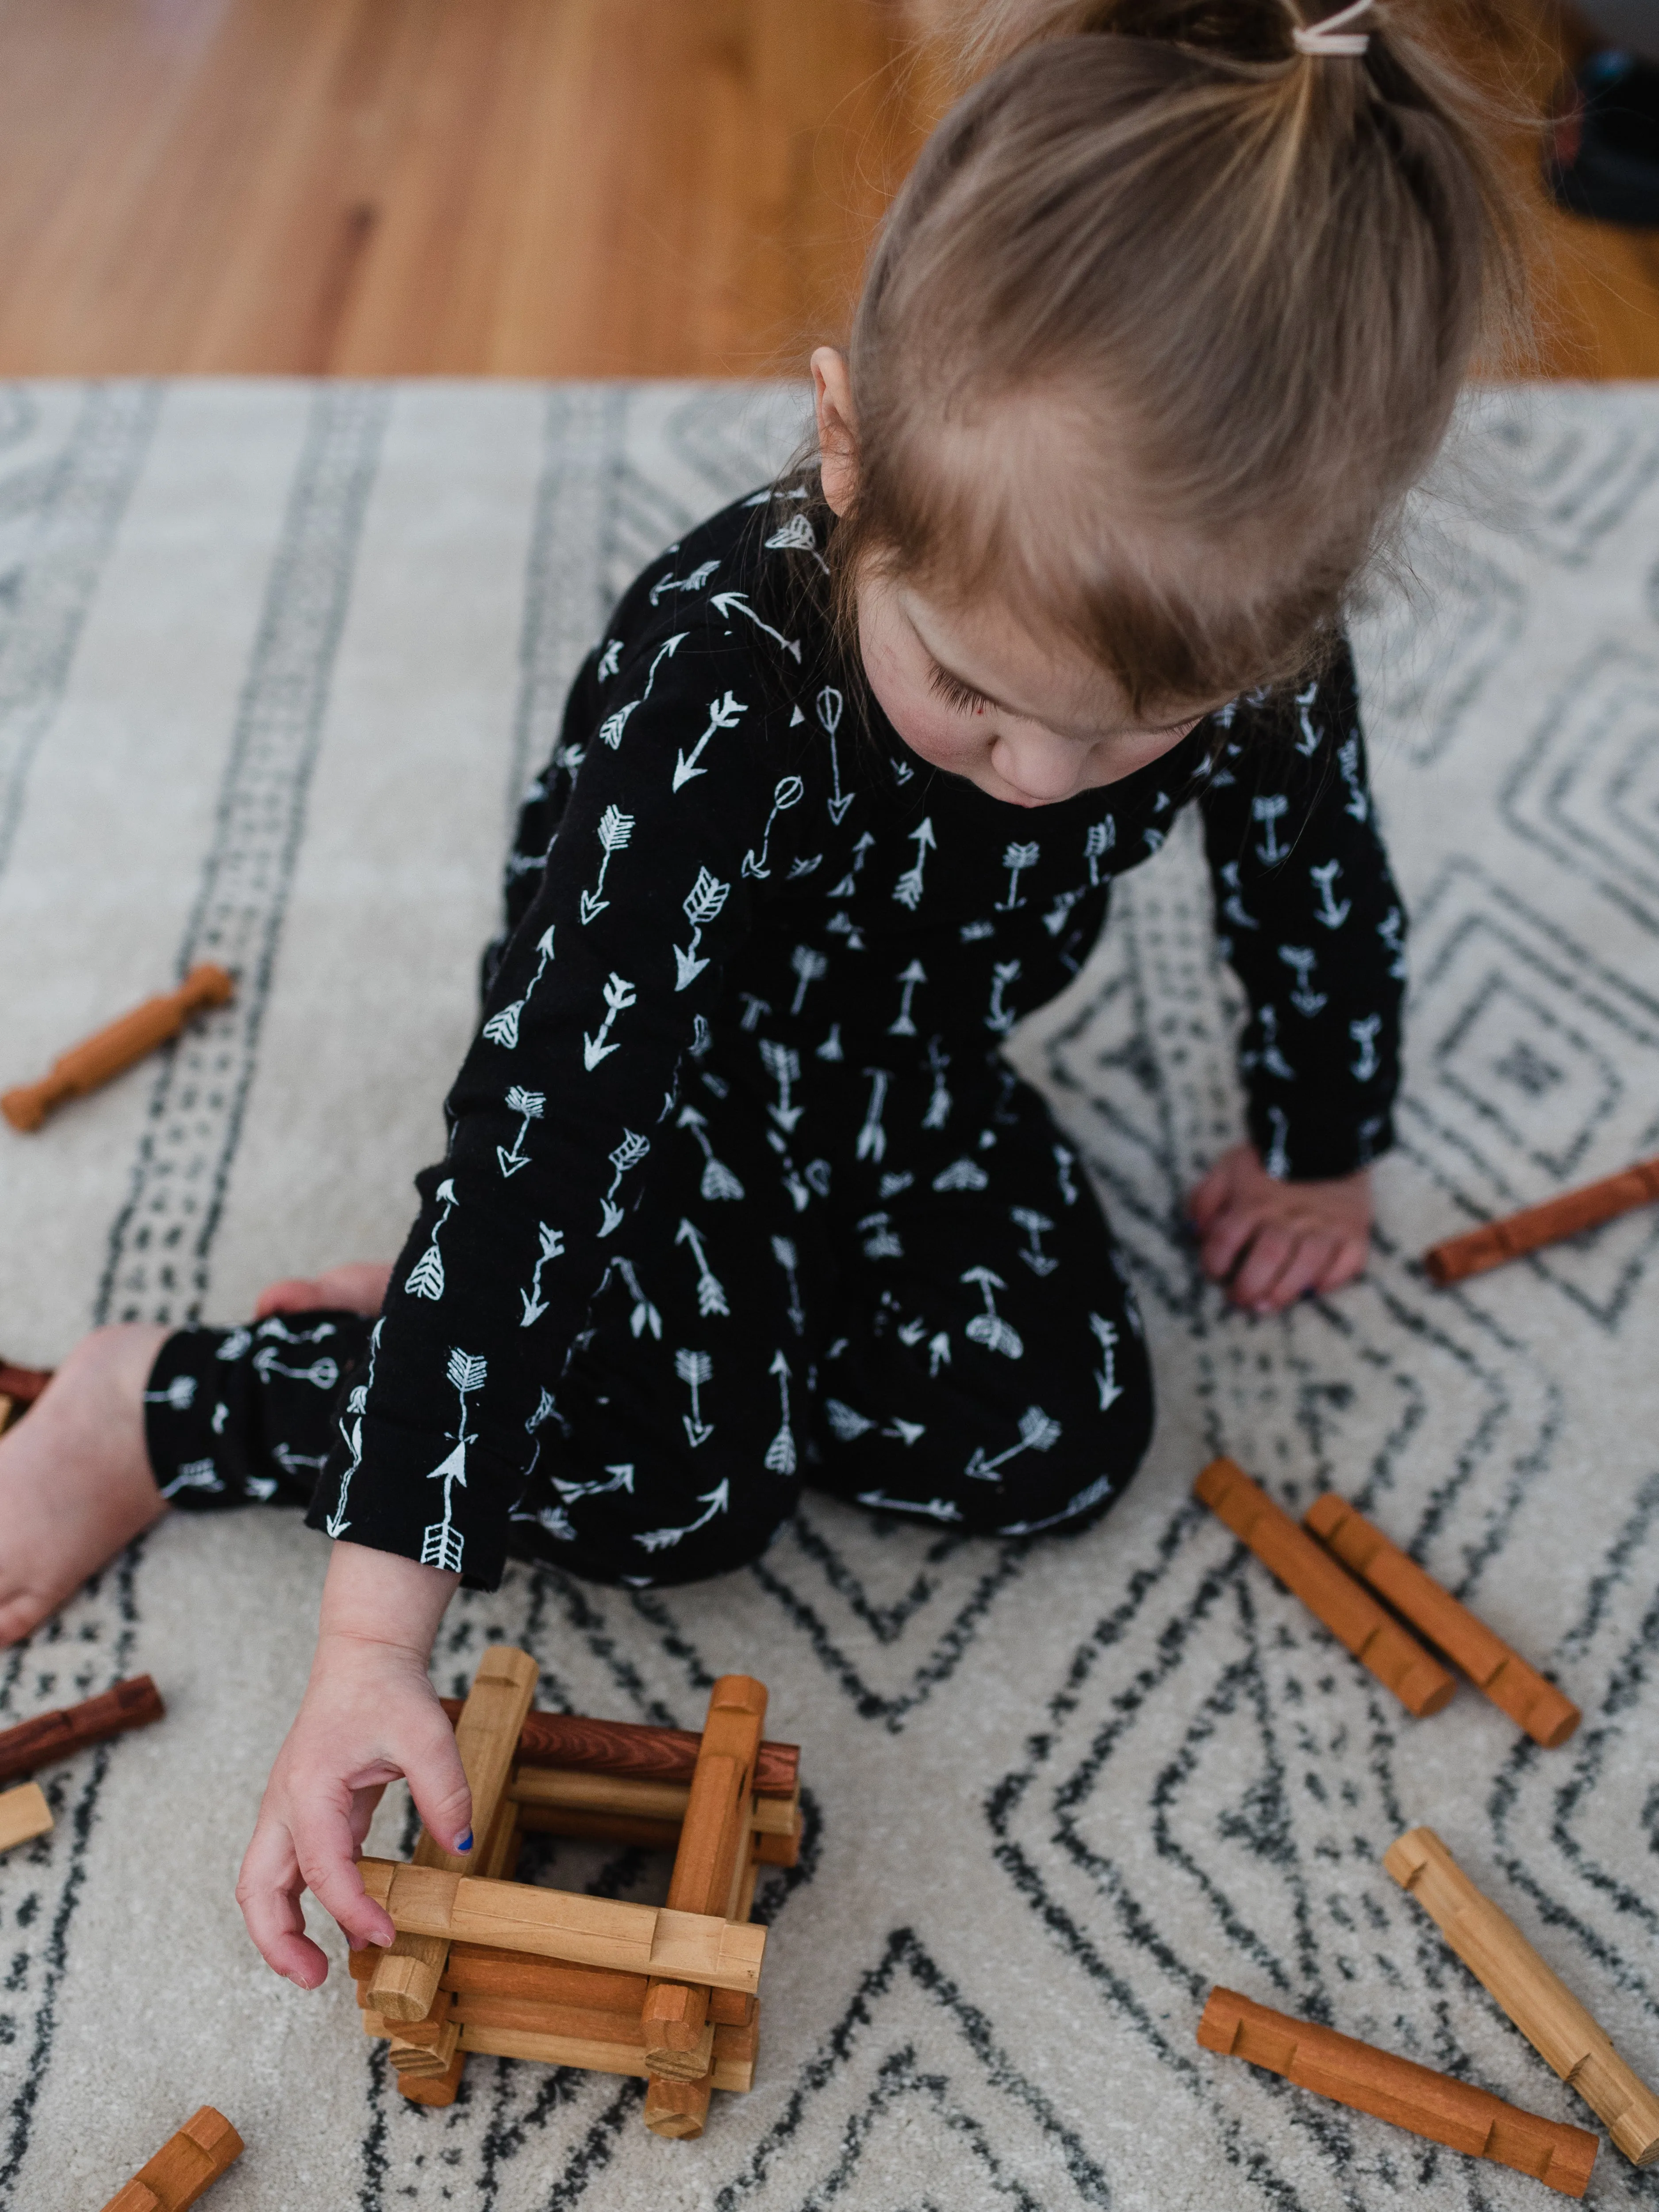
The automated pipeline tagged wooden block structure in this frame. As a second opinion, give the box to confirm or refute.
[1,962,234,1132]
[0,1782,52,1853]
[1304,1497,1579,1747]
[0,1674,166,1789]
[1194,1459,1454,1717]
[1387,1827,1659,2168]
[353,1653,801,2138]
[100,2104,243,2211]
[1198,1986,1598,2197]
[1424,1154,1659,1286]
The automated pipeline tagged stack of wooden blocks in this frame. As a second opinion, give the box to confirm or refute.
[349,1650,801,2139]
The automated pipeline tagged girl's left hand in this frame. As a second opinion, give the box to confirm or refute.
[1187,1143,1371,1312]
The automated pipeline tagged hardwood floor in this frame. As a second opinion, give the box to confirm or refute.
[0,0,1649,378]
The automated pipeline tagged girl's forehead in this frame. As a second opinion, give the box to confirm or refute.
[896,581,1202,734]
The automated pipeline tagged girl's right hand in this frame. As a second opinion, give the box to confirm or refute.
[236,1542,466,1988]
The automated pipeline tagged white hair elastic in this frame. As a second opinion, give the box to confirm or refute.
[1291,0,1374,56]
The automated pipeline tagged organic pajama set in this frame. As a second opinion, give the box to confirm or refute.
[144,488,1405,1587]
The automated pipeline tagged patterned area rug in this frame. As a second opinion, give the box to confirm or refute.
[0,379,1656,2212]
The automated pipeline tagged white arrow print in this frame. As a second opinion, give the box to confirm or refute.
[673,690,748,792]
[789,943,828,1014]
[674,866,730,990]
[324,1317,381,1536]
[583,972,637,1070]
[742,774,805,879]
[1310,858,1351,929]
[676,1217,730,1317]
[764,1349,796,1474]
[709,590,802,661]
[552,1461,634,1503]
[405,1178,457,1299]
[649,558,718,605]
[818,686,854,823]
[674,1348,714,1447]
[497,1087,545,1178]
[599,1129,649,1235]
[963,1266,1023,1359]
[986,960,1021,1036]
[772,1234,805,1336]
[827,830,875,898]
[1088,1313,1123,1410]
[597,632,687,749]
[856,1068,891,1163]
[966,1403,1062,1481]
[519,1220,565,1326]
[420,1348,486,1573]
[1252,794,1290,866]
[580,804,635,923]
[760,1039,803,1133]
[892,818,936,910]
[887,958,927,1037]
[483,926,554,1048]
[998,840,1040,910]
[635,1479,730,1552]
[1085,817,1116,884]
[677,1103,745,1201]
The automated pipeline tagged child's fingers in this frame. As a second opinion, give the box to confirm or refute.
[400,1700,475,1860]
[1260,1233,1341,1311]
[289,1789,399,1956]
[1198,1201,1264,1286]
[1313,1234,1369,1294]
[236,1810,338,1988]
[1229,1224,1298,1310]
[1186,1161,1233,1229]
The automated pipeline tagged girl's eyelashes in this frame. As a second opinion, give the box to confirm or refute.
[926,661,995,715]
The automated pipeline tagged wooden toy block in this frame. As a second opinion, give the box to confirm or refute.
[369,1644,539,2024]
[362,1650,791,2134]
[1194,1459,1454,1717]
[1199,1986,1597,2196]
[359,1859,764,1989]
[0,1674,166,1789]
[440,1697,800,1797]
[99,2105,244,2212]
[393,2045,465,2106]
[1425,1154,1659,1286]
[0,1782,52,1852]
[3,963,234,1132]
[1386,1827,1659,2166]
[1304,1496,1579,1747]
[643,1675,768,2097]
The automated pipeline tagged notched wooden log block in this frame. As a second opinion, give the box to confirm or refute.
[1200,1987,1598,2196]
[1305,1495,1578,1746]
[99,2104,244,2212]
[1195,1458,1454,1716]
[0,1674,165,1789]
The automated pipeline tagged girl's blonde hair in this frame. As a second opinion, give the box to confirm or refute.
[826,0,1523,713]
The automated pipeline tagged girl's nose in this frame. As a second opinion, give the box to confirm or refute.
[991,729,1083,804]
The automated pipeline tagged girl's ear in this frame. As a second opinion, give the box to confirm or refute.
[811,347,859,517]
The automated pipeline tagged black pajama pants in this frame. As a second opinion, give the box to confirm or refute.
[144,1050,1155,1586]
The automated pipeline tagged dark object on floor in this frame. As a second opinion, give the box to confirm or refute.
[1547,50,1659,226]
[0,1676,166,1790]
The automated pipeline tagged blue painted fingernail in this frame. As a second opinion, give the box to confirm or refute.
[456,1828,473,1853]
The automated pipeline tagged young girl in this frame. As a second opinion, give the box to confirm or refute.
[0,0,1513,1986]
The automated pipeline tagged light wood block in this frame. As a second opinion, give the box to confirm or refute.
[1200,1987,1597,2196]
[643,2070,713,2139]
[396,2045,465,2107]
[1305,1496,1579,1746]
[1195,1459,1454,1717]
[358,1858,765,1994]
[98,2106,244,2212]
[1386,1827,1659,2167]
[388,2017,461,2079]
[645,1674,767,2080]
[453,2016,755,2093]
[0,1782,52,1851]
[369,1644,540,2024]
